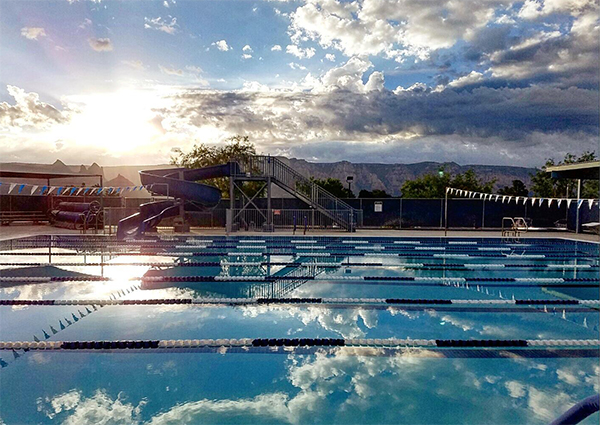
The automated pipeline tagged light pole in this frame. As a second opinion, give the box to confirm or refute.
[346,176,353,196]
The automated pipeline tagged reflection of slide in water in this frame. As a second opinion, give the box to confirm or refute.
[117,163,235,239]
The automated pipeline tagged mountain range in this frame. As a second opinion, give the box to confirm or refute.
[0,158,537,196]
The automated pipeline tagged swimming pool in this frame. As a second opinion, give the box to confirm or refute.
[1,235,598,424]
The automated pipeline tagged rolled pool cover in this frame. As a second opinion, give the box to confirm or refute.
[58,201,101,213]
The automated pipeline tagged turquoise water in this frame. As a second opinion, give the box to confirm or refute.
[0,236,598,424]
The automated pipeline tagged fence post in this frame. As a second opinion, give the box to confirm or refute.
[482,199,486,229]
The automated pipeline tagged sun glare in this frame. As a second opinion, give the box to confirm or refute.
[61,90,164,154]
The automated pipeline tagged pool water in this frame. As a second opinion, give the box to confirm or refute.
[0,235,598,424]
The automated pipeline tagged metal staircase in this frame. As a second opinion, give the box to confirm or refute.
[235,156,359,231]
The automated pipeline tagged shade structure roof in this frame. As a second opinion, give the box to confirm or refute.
[546,161,600,180]
[0,170,102,181]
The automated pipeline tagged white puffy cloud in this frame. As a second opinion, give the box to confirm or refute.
[213,40,231,51]
[448,71,485,88]
[271,44,282,51]
[324,53,336,62]
[0,85,71,131]
[144,17,178,34]
[88,37,113,52]
[242,44,253,52]
[242,54,252,60]
[289,0,506,61]
[21,27,46,40]
[518,0,597,20]
[286,44,316,59]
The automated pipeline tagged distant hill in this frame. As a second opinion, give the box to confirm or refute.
[280,158,536,196]
[1,158,536,196]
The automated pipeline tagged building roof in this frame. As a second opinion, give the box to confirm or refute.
[0,170,102,180]
[546,161,600,180]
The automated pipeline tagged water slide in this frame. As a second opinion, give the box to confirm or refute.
[117,163,236,239]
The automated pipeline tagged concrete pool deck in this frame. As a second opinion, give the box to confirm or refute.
[1,223,598,243]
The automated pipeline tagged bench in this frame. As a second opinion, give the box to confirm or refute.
[0,211,48,225]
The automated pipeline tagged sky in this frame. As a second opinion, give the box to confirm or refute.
[0,0,598,167]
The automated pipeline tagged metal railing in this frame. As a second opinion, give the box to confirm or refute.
[230,208,362,232]
[235,156,359,231]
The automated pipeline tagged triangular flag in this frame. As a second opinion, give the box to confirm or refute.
[76,188,84,195]
[479,193,484,199]
[57,187,64,195]
[446,187,450,194]
[70,187,77,195]
[557,199,562,208]
[577,199,584,208]
[17,184,25,194]
[8,183,17,194]
[41,186,47,194]
[531,198,536,205]
[30,185,38,195]
[97,187,104,194]
[502,196,506,203]
[588,199,594,209]
[495,195,499,202]
[548,199,553,207]
[116,187,122,194]
[539,198,544,207]
[47,187,56,195]
[125,187,130,192]
[566,199,572,208]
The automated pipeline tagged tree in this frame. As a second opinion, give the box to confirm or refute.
[358,189,392,198]
[498,180,528,196]
[310,178,355,198]
[530,151,597,197]
[400,168,495,198]
[170,135,264,198]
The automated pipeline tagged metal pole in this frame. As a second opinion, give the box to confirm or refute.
[482,199,486,229]
[444,189,448,237]
[576,179,581,233]
[267,176,272,231]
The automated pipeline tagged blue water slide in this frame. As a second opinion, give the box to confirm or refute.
[117,163,237,239]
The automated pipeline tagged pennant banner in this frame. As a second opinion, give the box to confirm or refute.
[446,187,597,210]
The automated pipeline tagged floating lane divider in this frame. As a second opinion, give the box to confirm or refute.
[2,262,596,271]
[0,338,598,351]
[1,298,598,306]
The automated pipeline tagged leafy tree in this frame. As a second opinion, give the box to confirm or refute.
[531,151,597,197]
[498,180,529,196]
[358,189,392,198]
[400,168,495,198]
[310,177,355,198]
[170,135,264,198]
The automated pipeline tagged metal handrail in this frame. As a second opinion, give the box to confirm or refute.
[234,156,357,230]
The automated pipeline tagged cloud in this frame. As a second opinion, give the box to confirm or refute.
[158,65,184,76]
[324,53,336,62]
[153,56,598,166]
[242,54,252,60]
[0,85,71,131]
[213,40,231,51]
[487,11,599,88]
[122,60,145,70]
[271,44,282,51]
[21,27,46,40]
[288,0,506,61]
[144,17,178,34]
[88,38,113,52]
[286,44,315,59]
[242,45,253,52]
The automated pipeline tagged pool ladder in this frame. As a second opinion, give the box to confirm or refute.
[502,217,528,242]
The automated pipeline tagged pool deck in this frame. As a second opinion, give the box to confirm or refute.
[1,224,598,243]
